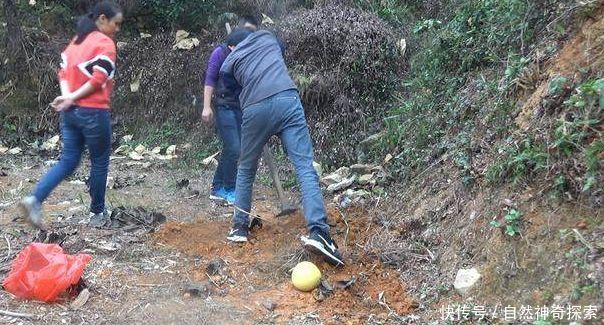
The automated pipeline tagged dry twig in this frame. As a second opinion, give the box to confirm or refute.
[0,309,34,318]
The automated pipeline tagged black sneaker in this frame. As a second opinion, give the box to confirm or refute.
[227,225,249,243]
[301,230,345,266]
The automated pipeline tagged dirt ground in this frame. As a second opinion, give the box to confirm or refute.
[0,153,418,324]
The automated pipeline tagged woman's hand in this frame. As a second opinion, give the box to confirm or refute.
[51,95,74,112]
[201,106,214,123]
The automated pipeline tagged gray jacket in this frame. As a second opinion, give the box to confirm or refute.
[220,30,297,109]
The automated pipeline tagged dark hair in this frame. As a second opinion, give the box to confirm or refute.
[226,28,253,47]
[238,15,259,28]
[75,1,121,44]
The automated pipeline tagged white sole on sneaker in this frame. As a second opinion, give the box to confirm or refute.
[209,194,226,201]
[301,236,344,266]
[227,235,248,242]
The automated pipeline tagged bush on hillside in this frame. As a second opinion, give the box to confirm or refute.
[278,4,404,163]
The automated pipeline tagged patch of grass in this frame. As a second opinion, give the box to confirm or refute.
[565,247,588,269]
[257,174,272,187]
[137,122,187,149]
[542,289,554,303]
[282,174,298,190]
[571,282,597,301]
[490,208,523,236]
[486,139,548,185]
[352,0,417,26]
[582,140,603,193]
[373,0,557,181]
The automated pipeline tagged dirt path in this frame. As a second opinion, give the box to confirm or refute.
[0,154,415,324]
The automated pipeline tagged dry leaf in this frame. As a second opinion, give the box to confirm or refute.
[70,288,90,310]
[165,145,176,156]
[129,151,144,161]
[134,144,146,154]
[8,147,22,155]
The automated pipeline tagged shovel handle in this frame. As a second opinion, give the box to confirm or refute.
[262,146,288,204]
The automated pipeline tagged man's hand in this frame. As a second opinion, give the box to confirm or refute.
[202,106,214,123]
[51,95,74,112]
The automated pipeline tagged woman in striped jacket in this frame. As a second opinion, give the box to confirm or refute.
[20,1,123,229]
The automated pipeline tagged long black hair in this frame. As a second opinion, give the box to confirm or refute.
[75,1,121,44]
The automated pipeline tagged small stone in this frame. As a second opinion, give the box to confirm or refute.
[166,145,177,156]
[8,147,22,155]
[344,189,370,200]
[185,282,211,298]
[261,300,276,311]
[326,176,356,193]
[334,167,351,177]
[128,151,144,161]
[134,144,146,154]
[321,173,343,186]
[350,164,373,174]
[206,258,225,276]
[357,173,374,185]
[41,135,60,151]
[454,268,481,295]
[313,161,322,177]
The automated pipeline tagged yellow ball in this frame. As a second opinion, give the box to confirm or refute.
[291,261,322,291]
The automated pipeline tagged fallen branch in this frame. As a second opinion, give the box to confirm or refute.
[572,228,594,252]
[206,273,220,288]
[134,283,167,287]
[337,209,350,249]
[4,235,11,260]
[0,310,34,318]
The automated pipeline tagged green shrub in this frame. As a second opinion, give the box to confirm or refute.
[487,139,549,185]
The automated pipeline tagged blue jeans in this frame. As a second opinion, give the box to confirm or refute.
[212,105,243,191]
[233,89,329,233]
[33,107,112,213]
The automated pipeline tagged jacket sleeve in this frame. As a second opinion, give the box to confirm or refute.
[88,38,117,89]
[219,54,240,92]
[276,35,287,57]
[204,46,226,87]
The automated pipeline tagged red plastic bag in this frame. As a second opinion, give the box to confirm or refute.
[2,243,91,302]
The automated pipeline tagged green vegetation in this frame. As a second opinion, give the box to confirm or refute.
[373,0,557,178]
[490,208,523,236]
[486,139,548,185]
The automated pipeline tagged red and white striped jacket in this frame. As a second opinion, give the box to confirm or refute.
[58,31,116,109]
